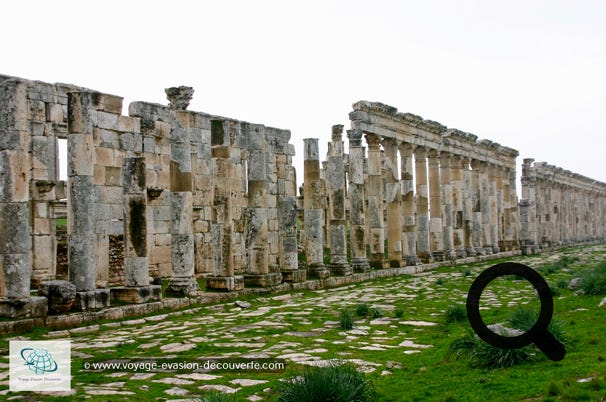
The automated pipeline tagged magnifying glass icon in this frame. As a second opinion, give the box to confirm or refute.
[466,262,566,362]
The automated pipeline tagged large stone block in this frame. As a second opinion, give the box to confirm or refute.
[69,175,94,234]
[171,192,193,234]
[74,289,111,311]
[0,203,31,254]
[124,257,149,286]
[171,234,194,277]
[39,280,76,314]
[68,234,95,291]
[1,253,32,298]
[0,151,30,202]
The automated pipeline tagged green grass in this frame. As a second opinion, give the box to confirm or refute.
[340,309,354,330]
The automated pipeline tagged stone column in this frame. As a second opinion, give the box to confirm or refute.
[470,160,485,255]
[440,152,456,259]
[244,123,282,286]
[206,120,244,290]
[67,92,96,291]
[383,138,402,267]
[123,157,149,286]
[462,157,476,255]
[450,154,466,257]
[326,125,351,275]
[428,149,444,260]
[0,79,43,318]
[112,156,161,303]
[414,146,432,262]
[488,164,500,253]
[66,91,111,310]
[400,143,418,265]
[167,112,200,296]
[365,133,385,268]
[303,138,329,278]
[507,167,519,250]
[519,158,538,254]
[347,129,370,272]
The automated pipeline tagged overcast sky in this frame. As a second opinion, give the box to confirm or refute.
[3,0,605,188]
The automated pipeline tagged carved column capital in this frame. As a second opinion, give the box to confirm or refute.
[365,133,382,151]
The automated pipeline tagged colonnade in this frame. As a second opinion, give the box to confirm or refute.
[303,101,520,270]
[520,159,606,253]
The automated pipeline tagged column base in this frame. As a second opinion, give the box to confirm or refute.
[444,249,458,260]
[404,255,419,266]
[465,247,477,256]
[388,259,403,268]
[307,263,330,279]
[492,244,500,254]
[483,246,494,255]
[244,273,283,287]
[369,254,385,269]
[74,289,111,311]
[418,251,434,263]
[281,269,307,283]
[475,247,486,256]
[329,262,353,276]
[455,248,467,258]
[432,251,445,262]
[0,297,48,318]
[110,285,162,304]
[166,277,201,297]
[351,257,371,273]
[205,275,245,292]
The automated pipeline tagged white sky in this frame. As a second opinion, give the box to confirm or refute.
[3,0,605,187]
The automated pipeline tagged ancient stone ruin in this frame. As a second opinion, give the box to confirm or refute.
[1,75,605,330]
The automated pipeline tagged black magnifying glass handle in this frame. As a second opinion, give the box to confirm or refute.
[534,331,566,362]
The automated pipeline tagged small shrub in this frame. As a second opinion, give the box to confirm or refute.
[356,303,369,317]
[340,309,354,330]
[509,306,569,346]
[579,261,606,295]
[463,270,472,277]
[370,308,383,319]
[278,361,375,402]
[447,331,534,369]
[435,278,445,286]
[394,308,404,318]
[444,305,467,324]
[556,278,569,289]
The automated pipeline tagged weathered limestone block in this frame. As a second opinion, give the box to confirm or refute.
[39,280,76,314]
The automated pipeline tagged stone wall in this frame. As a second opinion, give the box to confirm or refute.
[1,75,605,322]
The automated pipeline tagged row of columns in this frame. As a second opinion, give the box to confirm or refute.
[304,130,520,271]
[520,159,606,253]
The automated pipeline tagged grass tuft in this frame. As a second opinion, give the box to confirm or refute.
[355,303,369,317]
[278,361,375,402]
[579,261,606,295]
[340,309,354,330]
[444,305,467,324]
[447,330,534,369]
